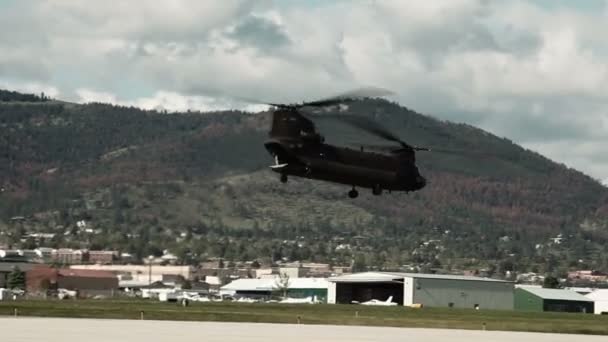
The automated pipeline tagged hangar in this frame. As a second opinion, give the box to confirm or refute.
[220,278,328,302]
[515,286,594,313]
[328,272,514,310]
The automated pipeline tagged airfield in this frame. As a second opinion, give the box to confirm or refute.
[3,317,608,342]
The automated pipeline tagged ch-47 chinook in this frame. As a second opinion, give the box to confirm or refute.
[262,88,431,198]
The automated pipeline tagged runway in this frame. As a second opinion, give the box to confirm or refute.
[1,317,606,342]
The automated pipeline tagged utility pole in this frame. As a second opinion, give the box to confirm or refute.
[148,256,152,285]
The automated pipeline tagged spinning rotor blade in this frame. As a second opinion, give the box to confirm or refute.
[301,87,395,108]
[352,143,430,153]
[235,87,394,109]
[355,144,496,158]
[319,114,414,150]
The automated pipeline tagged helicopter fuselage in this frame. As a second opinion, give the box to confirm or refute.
[264,106,426,196]
[264,138,426,193]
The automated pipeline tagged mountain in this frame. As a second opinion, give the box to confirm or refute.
[1,90,607,276]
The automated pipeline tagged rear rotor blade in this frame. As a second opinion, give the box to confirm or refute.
[317,114,413,149]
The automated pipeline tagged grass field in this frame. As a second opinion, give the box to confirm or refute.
[1,300,607,335]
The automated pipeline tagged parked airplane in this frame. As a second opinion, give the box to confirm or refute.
[358,296,397,306]
[279,296,317,304]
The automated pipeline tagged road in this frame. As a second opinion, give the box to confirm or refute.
[1,317,606,342]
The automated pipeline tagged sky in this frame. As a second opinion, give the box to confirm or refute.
[1,0,608,185]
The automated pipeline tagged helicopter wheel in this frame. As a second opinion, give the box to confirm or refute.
[348,188,359,199]
[280,174,288,183]
[372,185,382,196]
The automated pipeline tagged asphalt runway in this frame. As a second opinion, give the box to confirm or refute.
[1,317,606,342]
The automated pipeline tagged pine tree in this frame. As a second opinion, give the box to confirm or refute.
[7,267,25,290]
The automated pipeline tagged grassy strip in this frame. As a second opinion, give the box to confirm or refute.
[1,300,607,335]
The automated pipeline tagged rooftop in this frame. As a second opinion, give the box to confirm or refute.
[221,278,328,291]
[518,287,593,301]
[586,289,608,301]
[329,272,512,283]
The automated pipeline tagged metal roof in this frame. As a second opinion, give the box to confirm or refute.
[329,272,511,283]
[519,287,593,301]
[586,289,608,301]
[221,278,328,291]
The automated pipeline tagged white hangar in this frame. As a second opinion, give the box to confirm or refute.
[328,272,514,310]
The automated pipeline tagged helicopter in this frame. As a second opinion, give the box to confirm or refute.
[262,88,431,198]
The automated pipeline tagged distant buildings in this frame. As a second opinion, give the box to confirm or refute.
[568,270,608,283]
[26,266,118,298]
[0,248,120,264]
[70,264,193,286]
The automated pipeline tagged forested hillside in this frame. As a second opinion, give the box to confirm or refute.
[1,90,607,277]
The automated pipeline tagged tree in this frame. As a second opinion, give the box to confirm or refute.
[274,272,290,299]
[352,254,367,273]
[543,276,560,289]
[7,267,25,290]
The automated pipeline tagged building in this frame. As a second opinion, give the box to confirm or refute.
[88,251,118,264]
[585,289,608,314]
[26,266,118,298]
[514,286,594,313]
[220,278,329,302]
[70,264,193,284]
[328,272,514,310]
[52,249,86,264]
[567,270,608,282]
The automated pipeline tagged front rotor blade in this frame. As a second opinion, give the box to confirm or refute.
[301,86,394,108]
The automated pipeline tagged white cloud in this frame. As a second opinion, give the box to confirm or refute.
[76,88,268,113]
[76,88,117,104]
[2,0,608,181]
[0,79,60,98]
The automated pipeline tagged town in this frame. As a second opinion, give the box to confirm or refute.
[1,245,607,314]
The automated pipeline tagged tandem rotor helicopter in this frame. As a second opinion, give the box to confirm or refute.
[258,87,434,198]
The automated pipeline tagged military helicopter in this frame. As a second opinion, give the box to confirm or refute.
[262,88,430,198]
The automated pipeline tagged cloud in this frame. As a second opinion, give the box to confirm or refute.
[76,88,268,113]
[0,79,60,98]
[2,0,608,181]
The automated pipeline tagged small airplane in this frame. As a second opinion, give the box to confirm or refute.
[357,296,397,306]
[279,296,317,304]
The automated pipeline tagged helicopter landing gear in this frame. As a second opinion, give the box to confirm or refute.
[280,174,288,183]
[372,184,382,196]
[348,188,359,199]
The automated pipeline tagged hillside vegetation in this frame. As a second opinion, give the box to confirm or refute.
[1,90,607,275]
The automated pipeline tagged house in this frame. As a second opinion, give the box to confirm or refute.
[88,251,118,264]
[567,270,608,282]
[52,249,86,264]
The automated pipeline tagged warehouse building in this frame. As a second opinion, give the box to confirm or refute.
[26,266,118,298]
[220,278,328,302]
[514,286,594,313]
[328,272,514,310]
[585,289,608,314]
